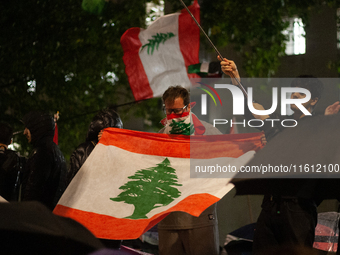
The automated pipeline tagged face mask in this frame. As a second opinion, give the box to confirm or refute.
[163,112,193,135]
[166,112,190,121]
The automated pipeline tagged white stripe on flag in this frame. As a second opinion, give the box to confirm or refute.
[121,1,200,101]
[200,62,209,73]
[59,143,246,219]
[138,13,190,98]
[54,129,263,239]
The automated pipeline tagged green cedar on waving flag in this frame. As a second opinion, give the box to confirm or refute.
[110,158,182,219]
[121,1,200,101]
[54,128,263,240]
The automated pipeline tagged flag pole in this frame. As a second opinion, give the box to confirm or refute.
[178,0,248,97]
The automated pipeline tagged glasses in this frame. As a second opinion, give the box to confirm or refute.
[163,105,188,115]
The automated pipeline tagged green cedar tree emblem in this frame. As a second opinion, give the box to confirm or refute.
[141,32,175,55]
[169,119,194,135]
[110,158,182,219]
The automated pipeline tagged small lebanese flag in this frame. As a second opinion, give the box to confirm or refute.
[188,62,222,77]
[121,1,200,101]
[54,128,262,240]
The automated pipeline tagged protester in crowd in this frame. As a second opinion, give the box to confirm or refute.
[66,108,123,249]
[21,111,67,210]
[250,82,340,254]
[253,75,324,141]
[0,122,24,201]
[66,108,123,186]
[158,85,221,255]
[219,57,328,253]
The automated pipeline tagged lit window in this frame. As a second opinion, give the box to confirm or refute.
[146,1,164,26]
[282,17,306,55]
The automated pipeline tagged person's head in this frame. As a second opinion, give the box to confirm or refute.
[290,75,323,114]
[0,123,13,148]
[86,108,123,142]
[22,111,55,144]
[162,85,190,115]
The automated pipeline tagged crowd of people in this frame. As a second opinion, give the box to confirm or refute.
[1,57,340,254]
[0,109,124,209]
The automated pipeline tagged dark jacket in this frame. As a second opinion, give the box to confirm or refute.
[0,148,23,201]
[66,108,123,186]
[259,114,323,206]
[22,112,67,210]
[258,113,298,142]
[67,140,96,185]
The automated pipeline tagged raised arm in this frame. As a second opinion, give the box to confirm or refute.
[218,56,240,85]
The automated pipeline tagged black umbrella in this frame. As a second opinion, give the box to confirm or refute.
[0,201,105,255]
[231,114,340,200]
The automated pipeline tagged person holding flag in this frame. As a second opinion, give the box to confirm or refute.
[250,77,323,253]
[218,58,339,253]
[158,85,221,255]
[66,108,123,187]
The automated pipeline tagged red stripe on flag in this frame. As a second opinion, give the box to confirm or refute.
[100,128,263,159]
[179,0,200,80]
[54,193,219,240]
[101,128,191,158]
[121,28,153,101]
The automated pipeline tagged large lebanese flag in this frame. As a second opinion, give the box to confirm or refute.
[54,128,262,240]
[121,1,200,101]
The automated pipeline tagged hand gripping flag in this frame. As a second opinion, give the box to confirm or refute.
[121,1,200,101]
[54,128,263,240]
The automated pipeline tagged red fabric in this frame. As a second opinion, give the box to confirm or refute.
[191,114,205,135]
[121,2,200,101]
[313,224,338,252]
[160,102,196,126]
[53,124,58,145]
[179,0,201,81]
[54,129,263,240]
[100,128,263,159]
[159,111,206,135]
[166,112,190,121]
[54,193,219,240]
[121,27,153,101]
[160,117,167,126]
